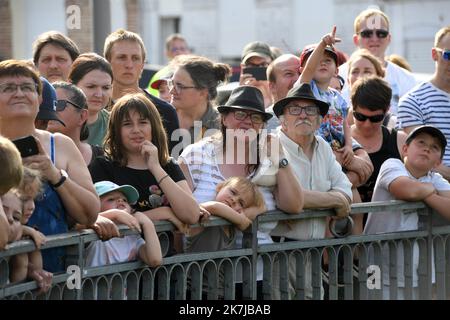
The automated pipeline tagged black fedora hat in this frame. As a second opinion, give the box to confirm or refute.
[273,83,329,118]
[217,85,273,121]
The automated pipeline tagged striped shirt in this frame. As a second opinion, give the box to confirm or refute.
[397,81,450,165]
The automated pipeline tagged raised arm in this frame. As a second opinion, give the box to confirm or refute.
[299,26,341,84]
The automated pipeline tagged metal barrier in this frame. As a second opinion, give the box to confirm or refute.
[1,200,450,300]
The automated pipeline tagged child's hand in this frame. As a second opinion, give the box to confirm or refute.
[338,145,354,167]
[28,229,46,249]
[115,211,141,233]
[91,215,120,240]
[28,268,53,295]
[321,26,341,48]
[140,140,160,172]
[199,206,211,224]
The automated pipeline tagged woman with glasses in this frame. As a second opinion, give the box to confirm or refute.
[0,60,99,272]
[169,55,231,150]
[178,86,303,296]
[68,53,113,147]
[350,76,407,205]
[47,82,104,166]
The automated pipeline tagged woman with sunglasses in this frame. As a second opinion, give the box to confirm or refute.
[68,53,113,147]
[169,55,231,151]
[350,76,407,205]
[47,82,104,166]
[0,60,99,272]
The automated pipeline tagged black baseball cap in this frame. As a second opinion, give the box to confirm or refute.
[405,125,447,156]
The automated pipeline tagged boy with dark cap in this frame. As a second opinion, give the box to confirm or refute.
[364,125,450,299]
[35,77,65,130]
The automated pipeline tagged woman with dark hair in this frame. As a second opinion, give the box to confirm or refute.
[350,76,407,204]
[89,93,199,247]
[68,53,113,147]
[47,81,104,165]
[169,55,231,148]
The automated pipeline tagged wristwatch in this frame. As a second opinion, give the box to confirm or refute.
[279,158,289,169]
[51,169,68,188]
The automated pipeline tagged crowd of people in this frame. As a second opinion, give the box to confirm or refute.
[0,7,450,300]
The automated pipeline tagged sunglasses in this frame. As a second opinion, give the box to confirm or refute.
[353,111,385,123]
[435,48,450,61]
[359,29,389,39]
[55,99,84,111]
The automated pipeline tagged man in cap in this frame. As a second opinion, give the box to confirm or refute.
[239,41,274,108]
[364,125,450,299]
[270,83,352,300]
[35,77,65,130]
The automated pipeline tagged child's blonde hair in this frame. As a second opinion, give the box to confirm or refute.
[18,166,43,198]
[0,136,23,195]
[216,177,266,210]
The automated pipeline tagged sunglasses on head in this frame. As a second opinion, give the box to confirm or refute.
[353,111,385,123]
[435,48,450,61]
[55,99,83,111]
[359,29,389,39]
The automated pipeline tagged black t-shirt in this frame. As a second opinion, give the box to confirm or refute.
[89,156,186,212]
[142,89,180,155]
[357,126,401,203]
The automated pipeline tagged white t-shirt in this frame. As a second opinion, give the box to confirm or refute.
[339,60,417,115]
[364,158,450,286]
[86,235,145,267]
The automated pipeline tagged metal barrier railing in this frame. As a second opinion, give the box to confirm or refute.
[1,200,449,300]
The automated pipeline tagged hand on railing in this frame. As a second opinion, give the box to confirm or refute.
[27,263,53,295]
[91,215,120,240]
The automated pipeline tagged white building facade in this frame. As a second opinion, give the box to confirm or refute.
[3,0,449,73]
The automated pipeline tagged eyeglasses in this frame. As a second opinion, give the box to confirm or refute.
[353,111,385,123]
[435,48,450,61]
[233,110,264,124]
[55,99,83,111]
[359,29,389,39]
[167,79,197,93]
[287,105,319,116]
[0,82,38,95]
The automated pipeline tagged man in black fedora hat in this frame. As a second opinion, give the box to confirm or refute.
[270,82,353,299]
